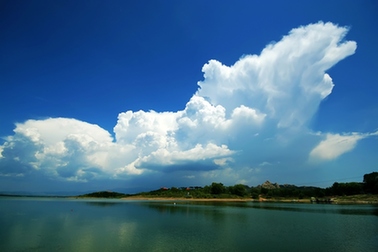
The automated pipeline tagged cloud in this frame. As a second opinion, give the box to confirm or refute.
[1,21,375,191]
[197,22,356,129]
[309,131,378,162]
[135,143,234,172]
[0,118,117,181]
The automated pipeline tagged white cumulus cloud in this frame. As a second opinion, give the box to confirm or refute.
[1,21,375,191]
[197,22,356,129]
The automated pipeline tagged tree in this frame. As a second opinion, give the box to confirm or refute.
[203,185,211,194]
[230,184,247,197]
[330,182,363,196]
[210,182,225,194]
[363,172,378,194]
[331,182,341,195]
[250,187,260,199]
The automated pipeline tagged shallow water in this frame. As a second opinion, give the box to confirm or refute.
[1,197,377,251]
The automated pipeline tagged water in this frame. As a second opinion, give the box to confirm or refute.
[1,197,377,251]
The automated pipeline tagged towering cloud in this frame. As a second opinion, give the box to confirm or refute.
[1,22,374,191]
[197,22,356,129]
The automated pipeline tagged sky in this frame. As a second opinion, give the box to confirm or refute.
[1,0,378,194]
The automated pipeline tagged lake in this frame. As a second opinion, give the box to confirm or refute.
[1,197,377,251]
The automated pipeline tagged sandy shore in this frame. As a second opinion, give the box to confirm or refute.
[121,196,311,203]
[121,196,254,202]
[121,196,378,204]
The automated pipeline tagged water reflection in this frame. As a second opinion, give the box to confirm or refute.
[1,198,377,252]
[85,201,121,207]
[66,197,378,217]
[134,200,378,216]
[245,202,378,216]
[141,201,250,225]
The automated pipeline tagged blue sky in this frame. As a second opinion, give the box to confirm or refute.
[1,0,377,194]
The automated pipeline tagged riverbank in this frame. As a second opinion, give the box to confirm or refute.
[122,196,252,202]
[121,194,378,204]
[331,194,378,204]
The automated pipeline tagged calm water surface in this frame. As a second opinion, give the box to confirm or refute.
[1,197,377,251]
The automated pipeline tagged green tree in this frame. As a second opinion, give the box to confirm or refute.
[330,182,363,196]
[260,187,269,195]
[203,185,211,194]
[250,187,260,199]
[331,182,341,195]
[363,172,378,194]
[230,184,247,197]
[210,182,225,194]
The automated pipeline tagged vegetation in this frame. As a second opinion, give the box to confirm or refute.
[132,183,251,199]
[363,172,378,194]
[77,172,378,201]
[249,172,377,199]
[77,191,130,198]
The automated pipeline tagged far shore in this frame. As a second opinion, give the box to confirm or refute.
[120,195,378,204]
[121,196,255,202]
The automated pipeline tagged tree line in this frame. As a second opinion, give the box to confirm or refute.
[78,172,377,199]
[142,172,378,199]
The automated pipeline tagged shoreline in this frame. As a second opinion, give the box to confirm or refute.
[121,196,253,202]
[121,196,378,204]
